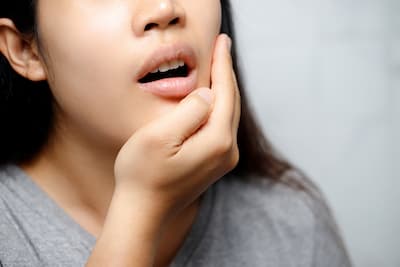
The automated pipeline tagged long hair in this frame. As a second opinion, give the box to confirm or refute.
[0,0,296,184]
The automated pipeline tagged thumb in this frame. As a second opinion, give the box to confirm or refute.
[149,87,214,146]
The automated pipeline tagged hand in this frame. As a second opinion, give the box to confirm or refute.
[113,33,241,220]
[87,34,240,267]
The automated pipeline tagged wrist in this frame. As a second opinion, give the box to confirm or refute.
[86,188,166,267]
[107,186,170,237]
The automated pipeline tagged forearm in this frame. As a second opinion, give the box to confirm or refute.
[86,188,168,267]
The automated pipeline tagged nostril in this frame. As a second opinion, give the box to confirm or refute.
[169,17,179,25]
[143,17,180,32]
[144,23,158,31]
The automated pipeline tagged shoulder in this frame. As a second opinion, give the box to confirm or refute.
[215,168,326,228]
[0,165,40,265]
[210,169,352,266]
[0,164,94,266]
[213,170,318,235]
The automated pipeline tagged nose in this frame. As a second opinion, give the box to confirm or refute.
[132,0,186,36]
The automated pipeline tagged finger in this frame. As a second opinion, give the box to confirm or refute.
[175,35,236,163]
[144,87,214,151]
[208,34,236,130]
[169,35,237,167]
[231,69,241,144]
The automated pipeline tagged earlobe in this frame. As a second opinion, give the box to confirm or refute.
[26,42,47,81]
[0,18,47,82]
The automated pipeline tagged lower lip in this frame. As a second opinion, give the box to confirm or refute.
[138,70,197,98]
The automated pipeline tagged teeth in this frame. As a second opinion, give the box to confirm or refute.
[158,62,170,73]
[169,60,180,70]
[149,60,185,74]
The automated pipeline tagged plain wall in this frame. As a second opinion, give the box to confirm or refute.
[230,0,399,266]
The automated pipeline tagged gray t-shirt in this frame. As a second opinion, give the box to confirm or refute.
[0,164,352,267]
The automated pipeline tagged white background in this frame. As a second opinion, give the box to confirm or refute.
[230,0,399,266]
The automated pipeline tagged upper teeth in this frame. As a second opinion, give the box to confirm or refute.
[150,60,185,74]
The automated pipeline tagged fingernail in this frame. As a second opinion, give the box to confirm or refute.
[226,35,232,51]
[197,89,213,104]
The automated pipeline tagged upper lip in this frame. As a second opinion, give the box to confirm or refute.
[136,43,196,82]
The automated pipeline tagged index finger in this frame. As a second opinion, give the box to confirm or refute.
[208,34,236,130]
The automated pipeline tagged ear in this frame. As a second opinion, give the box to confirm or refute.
[0,18,47,81]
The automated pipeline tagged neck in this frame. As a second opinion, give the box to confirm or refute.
[21,125,119,236]
[20,122,201,266]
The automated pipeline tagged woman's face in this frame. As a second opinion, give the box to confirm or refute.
[36,0,221,149]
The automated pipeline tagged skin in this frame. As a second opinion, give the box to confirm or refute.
[0,0,240,266]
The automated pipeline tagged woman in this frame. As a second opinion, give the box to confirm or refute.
[0,0,352,266]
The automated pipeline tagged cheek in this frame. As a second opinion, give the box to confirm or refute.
[38,2,132,105]
[39,3,129,88]
[43,37,130,137]
[185,0,222,87]
[36,5,145,145]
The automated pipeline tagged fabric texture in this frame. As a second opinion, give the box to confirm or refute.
[0,164,352,267]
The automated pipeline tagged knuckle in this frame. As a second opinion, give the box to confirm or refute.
[212,136,234,156]
[229,145,240,169]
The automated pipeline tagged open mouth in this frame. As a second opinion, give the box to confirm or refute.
[136,44,197,97]
[138,60,190,83]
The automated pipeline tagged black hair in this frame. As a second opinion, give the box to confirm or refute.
[0,0,53,166]
[0,0,295,184]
